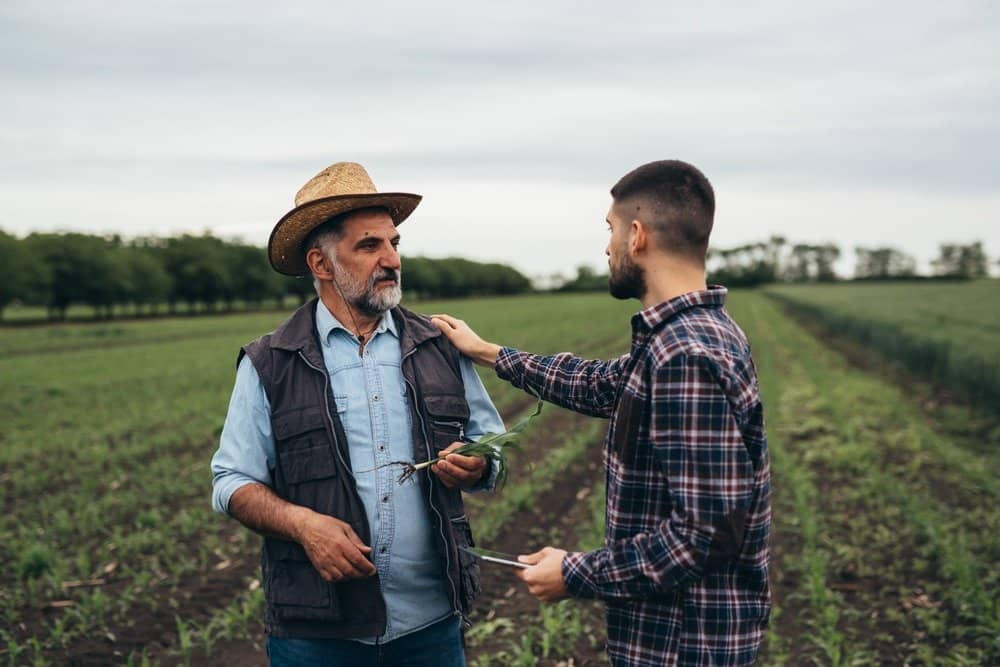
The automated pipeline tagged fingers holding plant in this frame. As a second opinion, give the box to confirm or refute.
[432,441,488,489]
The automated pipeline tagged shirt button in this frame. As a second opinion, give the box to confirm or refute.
[378,444,385,451]
[382,495,388,503]
[380,546,387,554]
[372,393,380,401]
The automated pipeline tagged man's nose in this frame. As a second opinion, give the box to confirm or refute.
[382,245,401,270]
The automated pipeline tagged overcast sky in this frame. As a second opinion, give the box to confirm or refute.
[2,1,997,279]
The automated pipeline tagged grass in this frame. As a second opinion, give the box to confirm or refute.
[0,293,633,664]
[3,287,998,665]
[765,279,1000,405]
[734,292,998,665]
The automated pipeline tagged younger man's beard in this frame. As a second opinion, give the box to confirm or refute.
[608,252,646,301]
[333,263,402,316]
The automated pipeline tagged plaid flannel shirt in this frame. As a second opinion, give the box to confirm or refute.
[497,287,770,666]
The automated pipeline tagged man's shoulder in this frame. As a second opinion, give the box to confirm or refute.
[647,309,750,373]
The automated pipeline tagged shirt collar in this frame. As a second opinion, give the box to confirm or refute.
[315,299,398,347]
[632,285,728,333]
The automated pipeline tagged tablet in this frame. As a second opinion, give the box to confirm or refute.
[460,546,530,569]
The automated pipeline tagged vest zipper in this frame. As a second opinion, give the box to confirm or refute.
[401,348,465,625]
[431,419,466,441]
[297,351,357,481]
[296,349,388,629]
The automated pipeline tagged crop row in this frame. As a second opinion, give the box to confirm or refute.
[735,293,998,665]
[0,293,633,665]
[764,280,1000,406]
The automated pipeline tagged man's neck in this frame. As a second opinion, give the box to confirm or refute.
[318,290,382,338]
[638,255,707,309]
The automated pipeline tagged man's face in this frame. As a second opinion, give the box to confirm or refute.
[605,203,646,301]
[325,209,403,316]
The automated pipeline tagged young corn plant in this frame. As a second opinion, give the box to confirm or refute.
[371,400,543,486]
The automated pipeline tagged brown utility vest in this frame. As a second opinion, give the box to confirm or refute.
[240,299,481,639]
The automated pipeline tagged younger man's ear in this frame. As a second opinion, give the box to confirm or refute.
[629,219,649,254]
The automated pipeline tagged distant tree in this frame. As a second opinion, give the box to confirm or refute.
[283,274,314,306]
[120,243,172,314]
[558,265,608,292]
[854,246,916,280]
[226,243,280,309]
[161,234,233,312]
[708,240,781,287]
[23,232,123,319]
[932,241,989,279]
[0,231,48,320]
[403,256,444,299]
[814,244,840,282]
[785,243,840,282]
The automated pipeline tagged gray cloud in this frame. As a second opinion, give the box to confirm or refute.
[1,0,997,275]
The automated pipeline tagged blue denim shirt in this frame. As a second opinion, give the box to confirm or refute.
[211,300,504,643]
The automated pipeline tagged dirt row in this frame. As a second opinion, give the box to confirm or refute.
[464,413,608,665]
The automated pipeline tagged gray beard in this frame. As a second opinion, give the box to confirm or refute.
[333,264,402,316]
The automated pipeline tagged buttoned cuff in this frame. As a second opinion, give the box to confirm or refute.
[465,453,501,493]
[562,550,601,599]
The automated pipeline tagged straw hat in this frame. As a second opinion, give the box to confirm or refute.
[268,161,422,276]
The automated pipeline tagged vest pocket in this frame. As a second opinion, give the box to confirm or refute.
[266,541,342,622]
[424,393,470,453]
[450,515,481,609]
[277,444,338,513]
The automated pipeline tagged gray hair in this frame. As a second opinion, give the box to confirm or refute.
[303,218,347,295]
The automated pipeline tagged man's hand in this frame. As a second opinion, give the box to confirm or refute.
[296,511,376,582]
[432,441,488,489]
[430,314,502,367]
[516,547,570,602]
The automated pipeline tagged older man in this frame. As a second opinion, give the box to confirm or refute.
[211,162,503,666]
[433,160,771,666]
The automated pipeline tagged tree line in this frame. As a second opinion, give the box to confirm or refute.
[0,230,531,321]
[706,237,992,287]
[557,237,993,292]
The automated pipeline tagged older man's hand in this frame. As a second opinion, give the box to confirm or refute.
[431,441,488,489]
[516,546,570,602]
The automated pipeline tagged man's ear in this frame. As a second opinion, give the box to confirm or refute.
[305,246,335,281]
[629,219,648,255]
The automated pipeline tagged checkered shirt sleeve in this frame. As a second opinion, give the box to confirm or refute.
[562,353,754,599]
[496,347,628,419]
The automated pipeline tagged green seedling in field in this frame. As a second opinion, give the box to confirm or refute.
[17,545,55,580]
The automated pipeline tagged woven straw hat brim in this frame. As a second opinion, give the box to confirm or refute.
[268,192,421,276]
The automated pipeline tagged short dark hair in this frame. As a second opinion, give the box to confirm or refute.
[610,160,715,261]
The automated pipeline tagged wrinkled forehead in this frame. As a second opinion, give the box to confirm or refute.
[338,208,398,240]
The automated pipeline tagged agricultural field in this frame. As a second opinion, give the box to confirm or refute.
[765,279,1000,406]
[1,287,997,665]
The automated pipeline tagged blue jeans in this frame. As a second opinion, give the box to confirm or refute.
[266,615,465,667]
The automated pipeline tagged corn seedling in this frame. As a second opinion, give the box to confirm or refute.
[366,399,543,486]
